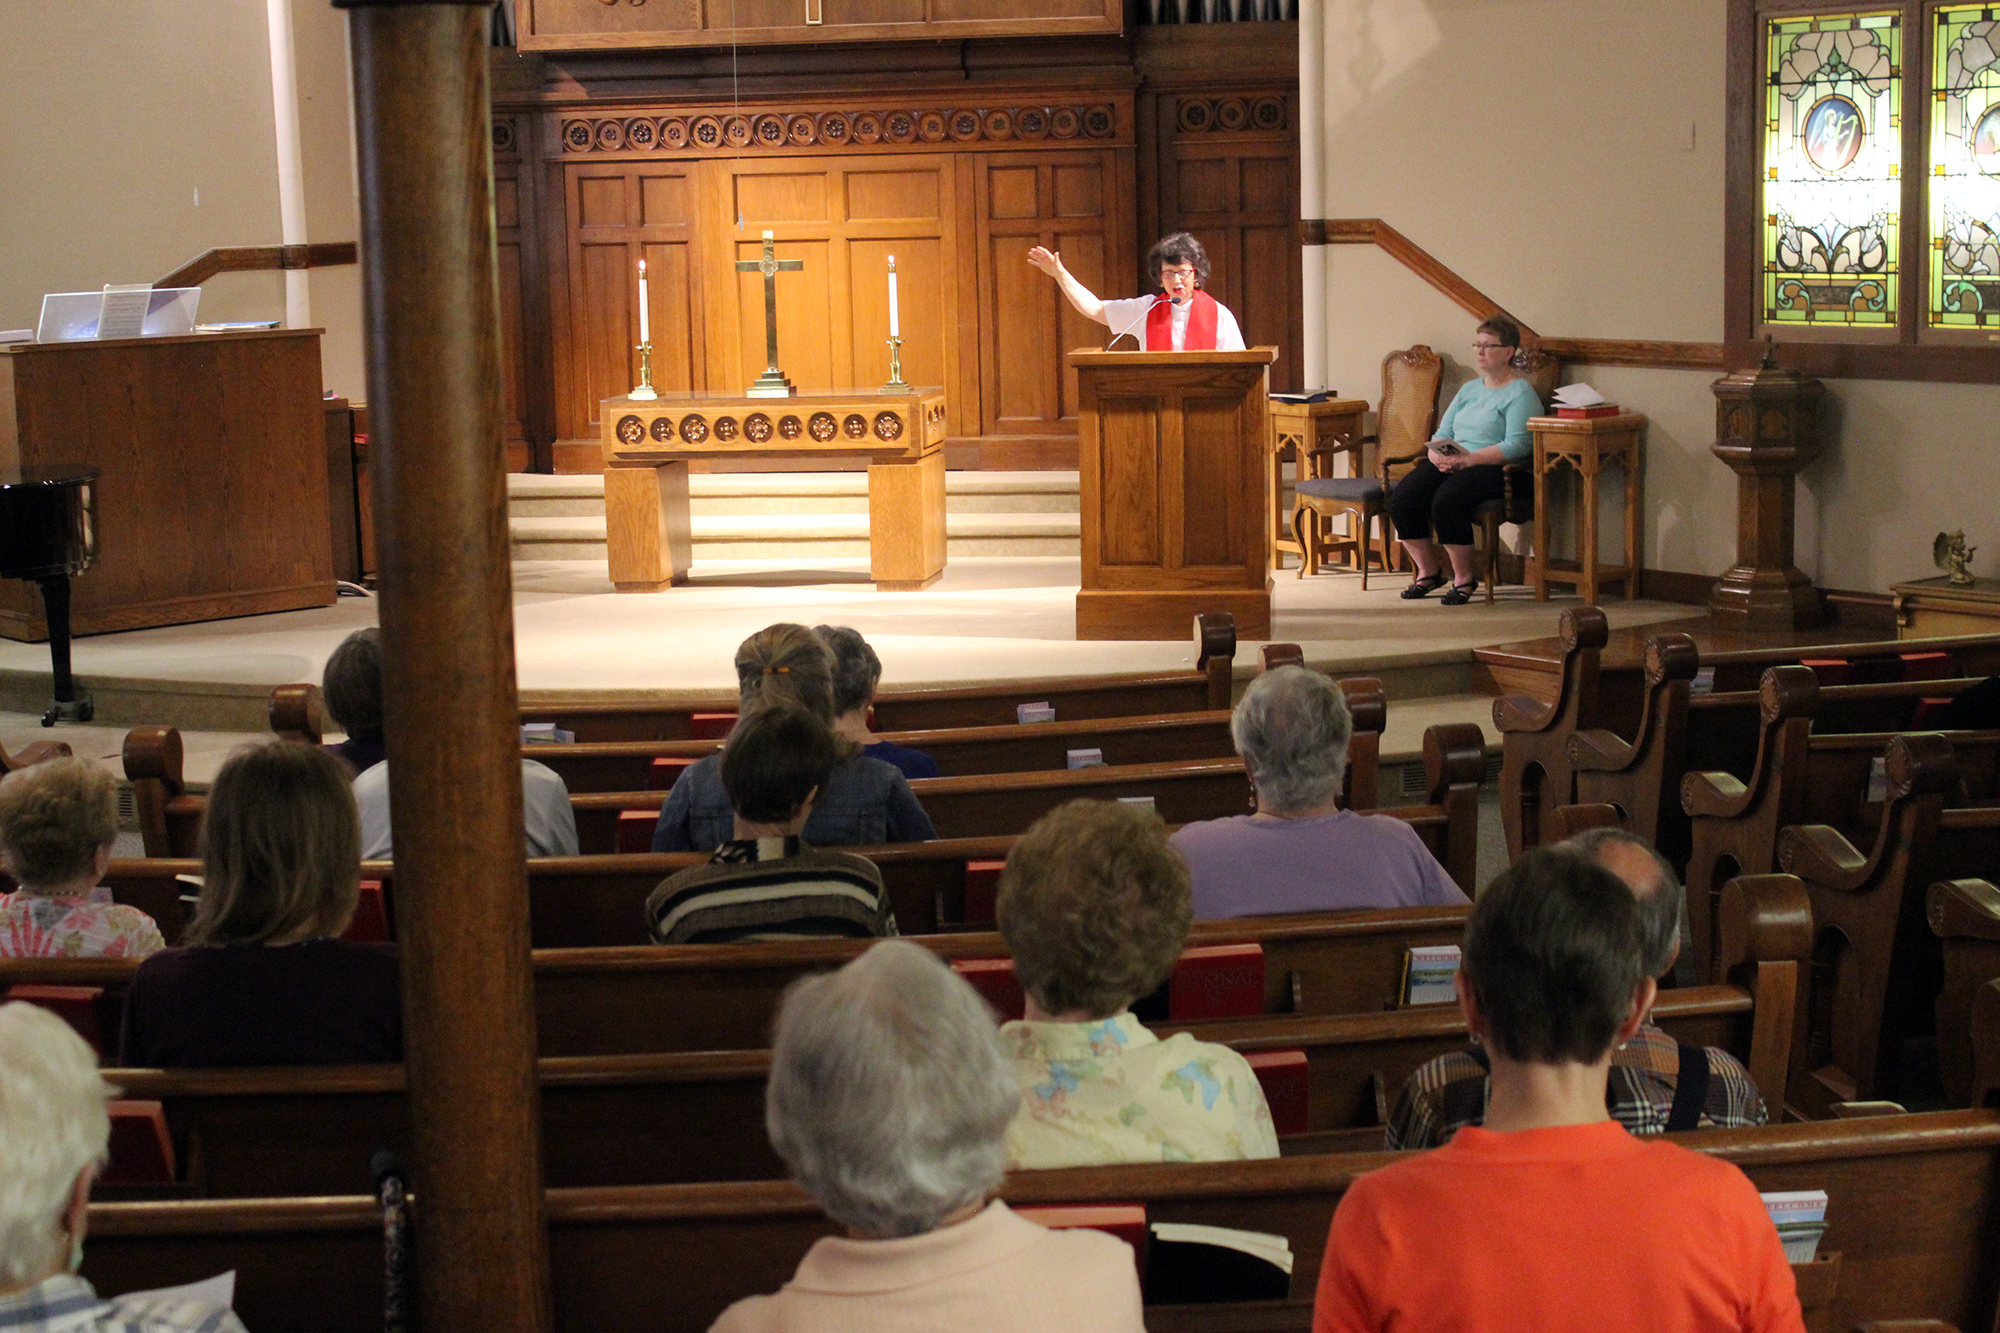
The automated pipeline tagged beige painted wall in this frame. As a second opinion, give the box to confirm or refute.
[1308,0,1999,594]
[0,0,363,395]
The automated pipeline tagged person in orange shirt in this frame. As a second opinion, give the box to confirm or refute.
[1313,847,1805,1333]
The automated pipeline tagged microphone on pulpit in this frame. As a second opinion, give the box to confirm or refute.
[1105,296,1169,350]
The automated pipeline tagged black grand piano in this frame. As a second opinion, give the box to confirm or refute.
[0,466,98,724]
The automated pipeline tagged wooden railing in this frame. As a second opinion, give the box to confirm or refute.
[155,242,359,290]
[1304,217,1727,372]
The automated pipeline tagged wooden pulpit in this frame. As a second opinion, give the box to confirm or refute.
[1070,348,1277,640]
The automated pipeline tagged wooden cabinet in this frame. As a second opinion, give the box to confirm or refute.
[0,331,335,640]
[520,0,1121,52]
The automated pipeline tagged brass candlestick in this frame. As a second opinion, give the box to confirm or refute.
[629,341,658,401]
[881,335,909,394]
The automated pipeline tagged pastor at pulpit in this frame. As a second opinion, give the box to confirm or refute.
[1027,232,1246,352]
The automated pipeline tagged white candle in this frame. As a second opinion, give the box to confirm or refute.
[887,255,900,338]
[637,258,650,344]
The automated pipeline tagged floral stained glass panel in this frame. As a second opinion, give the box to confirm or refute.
[1763,12,1902,325]
[1930,6,2000,327]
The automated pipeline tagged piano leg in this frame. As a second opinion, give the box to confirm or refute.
[37,575,92,726]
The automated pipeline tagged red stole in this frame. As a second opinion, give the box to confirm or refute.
[1145,289,1220,351]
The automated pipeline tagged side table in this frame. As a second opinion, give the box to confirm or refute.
[1269,397,1367,572]
[1527,412,1647,604]
[1893,575,2000,638]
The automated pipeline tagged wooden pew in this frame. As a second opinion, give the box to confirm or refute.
[93,728,1480,957]
[1682,671,2000,981]
[126,712,1425,861]
[82,1105,2000,1333]
[276,674,1387,803]
[89,878,1805,1200]
[1494,611,2000,861]
[94,978,1786,1199]
[1928,881,2000,1108]
[1572,650,1988,876]
[1773,735,2000,1118]
[9,899,1476,1059]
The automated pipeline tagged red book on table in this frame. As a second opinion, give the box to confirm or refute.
[1556,404,1622,419]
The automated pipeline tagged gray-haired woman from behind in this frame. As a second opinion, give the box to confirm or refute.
[709,940,1143,1333]
[1168,665,1465,919]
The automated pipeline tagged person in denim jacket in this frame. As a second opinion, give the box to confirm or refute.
[651,623,936,853]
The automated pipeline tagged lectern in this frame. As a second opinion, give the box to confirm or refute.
[1071,348,1277,640]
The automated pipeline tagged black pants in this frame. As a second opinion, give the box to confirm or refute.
[1388,459,1507,548]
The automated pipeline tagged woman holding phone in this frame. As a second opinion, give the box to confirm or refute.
[1388,317,1541,605]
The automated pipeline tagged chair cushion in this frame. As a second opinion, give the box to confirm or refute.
[1297,477,1383,501]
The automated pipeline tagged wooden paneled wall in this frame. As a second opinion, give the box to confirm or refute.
[493,27,1300,472]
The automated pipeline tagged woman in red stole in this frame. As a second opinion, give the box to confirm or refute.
[1027,232,1246,352]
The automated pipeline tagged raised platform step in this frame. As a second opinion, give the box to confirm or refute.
[510,510,1080,561]
[507,470,1081,560]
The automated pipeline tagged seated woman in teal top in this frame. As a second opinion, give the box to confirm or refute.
[1387,317,1542,605]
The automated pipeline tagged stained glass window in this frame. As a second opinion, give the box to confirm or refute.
[1930,6,2000,328]
[1763,12,1903,326]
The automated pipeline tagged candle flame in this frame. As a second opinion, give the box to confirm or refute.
[888,255,896,270]
[638,259,647,276]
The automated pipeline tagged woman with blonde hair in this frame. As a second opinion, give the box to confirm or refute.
[118,741,400,1067]
[0,758,163,959]
[650,624,936,852]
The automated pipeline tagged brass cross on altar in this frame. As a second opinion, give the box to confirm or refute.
[737,229,804,398]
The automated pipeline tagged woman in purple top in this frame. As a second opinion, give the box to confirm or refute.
[1168,666,1467,919]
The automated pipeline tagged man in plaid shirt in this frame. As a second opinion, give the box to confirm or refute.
[0,1003,245,1333]
[1388,829,1767,1149]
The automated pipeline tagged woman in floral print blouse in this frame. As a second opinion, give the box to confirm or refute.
[0,759,163,960]
[995,799,1278,1169]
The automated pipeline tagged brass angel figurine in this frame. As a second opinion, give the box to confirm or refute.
[1935,530,1979,586]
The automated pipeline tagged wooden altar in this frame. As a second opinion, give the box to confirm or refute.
[599,388,948,591]
[1070,348,1276,640]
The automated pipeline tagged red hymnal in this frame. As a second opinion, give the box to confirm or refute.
[648,756,698,791]
[1245,1049,1310,1137]
[1556,404,1621,419]
[342,880,390,943]
[689,712,738,740]
[1900,651,1952,683]
[1800,659,1851,688]
[616,809,656,855]
[1168,943,1265,1021]
[103,1101,178,1184]
[4,983,105,1054]
[951,957,1025,1020]
[961,859,1006,925]
[1016,1204,1149,1279]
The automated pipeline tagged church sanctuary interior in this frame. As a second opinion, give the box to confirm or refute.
[5,0,2000,1329]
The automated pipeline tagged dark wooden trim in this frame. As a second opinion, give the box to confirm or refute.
[1729,336,2000,383]
[1637,567,1718,606]
[1821,588,1900,634]
[1297,218,1326,246]
[1537,338,1728,371]
[1724,0,1758,351]
[155,242,359,290]
[1366,219,1526,334]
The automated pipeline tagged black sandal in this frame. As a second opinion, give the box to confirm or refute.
[1400,572,1448,600]
[1439,579,1480,606]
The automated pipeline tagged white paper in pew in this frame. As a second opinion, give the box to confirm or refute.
[115,1271,236,1309]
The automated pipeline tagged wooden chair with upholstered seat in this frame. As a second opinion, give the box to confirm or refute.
[1468,346,1562,604]
[1291,345,1442,588]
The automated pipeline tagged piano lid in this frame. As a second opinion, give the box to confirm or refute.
[0,466,98,582]
[0,463,98,488]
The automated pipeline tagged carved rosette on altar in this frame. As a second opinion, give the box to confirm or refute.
[1708,349,1827,630]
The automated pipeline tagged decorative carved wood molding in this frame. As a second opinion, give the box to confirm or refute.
[1302,217,1727,372]
[155,243,360,290]
[1173,95,1287,133]
[555,103,1124,156]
